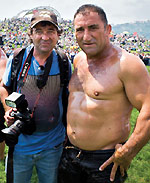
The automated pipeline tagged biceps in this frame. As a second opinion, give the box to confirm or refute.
[124,77,150,111]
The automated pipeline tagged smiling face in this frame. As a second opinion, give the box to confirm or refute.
[30,22,59,54]
[74,11,111,59]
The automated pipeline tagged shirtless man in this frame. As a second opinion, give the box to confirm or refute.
[0,48,7,161]
[58,4,150,183]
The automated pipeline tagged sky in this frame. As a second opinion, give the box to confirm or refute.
[0,0,150,25]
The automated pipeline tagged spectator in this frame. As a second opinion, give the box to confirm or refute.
[0,9,71,183]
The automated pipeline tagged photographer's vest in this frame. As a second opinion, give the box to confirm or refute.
[11,47,70,128]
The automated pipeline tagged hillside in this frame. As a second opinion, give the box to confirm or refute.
[112,20,150,39]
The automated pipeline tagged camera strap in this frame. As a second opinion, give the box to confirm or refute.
[17,47,34,91]
[36,51,53,89]
[17,47,53,91]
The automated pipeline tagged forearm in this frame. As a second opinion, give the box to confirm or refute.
[0,58,7,81]
[116,112,150,161]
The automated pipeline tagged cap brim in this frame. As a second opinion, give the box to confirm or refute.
[31,19,59,30]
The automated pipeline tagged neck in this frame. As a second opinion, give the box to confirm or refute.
[87,43,114,63]
[33,49,53,65]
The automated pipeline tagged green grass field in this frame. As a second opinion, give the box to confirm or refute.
[125,108,150,183]
[0,66,150,183]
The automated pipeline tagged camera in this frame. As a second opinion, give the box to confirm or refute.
[1,92,35,136]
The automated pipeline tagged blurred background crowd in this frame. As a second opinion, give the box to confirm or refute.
[0,17,150,65]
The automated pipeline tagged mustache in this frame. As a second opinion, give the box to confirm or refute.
[83,42,95,45]
[40,40,50,43]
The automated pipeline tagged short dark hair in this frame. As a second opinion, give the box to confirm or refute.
[74,4,108,26]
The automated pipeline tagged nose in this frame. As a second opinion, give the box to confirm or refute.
[83,29,91,41]
[41,32,50,40]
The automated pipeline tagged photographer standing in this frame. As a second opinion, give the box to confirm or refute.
[0,10,71,183]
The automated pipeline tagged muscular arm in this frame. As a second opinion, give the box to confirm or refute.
[0,58,7,84]
[100,53,150,181]
[0,54,10,111]
[120,54,150,157]
[0,53,12,124]
[0,52,10,111]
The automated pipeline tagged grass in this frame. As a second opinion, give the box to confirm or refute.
[0,160,6,183]
[125,108,150,183]
[0,66,150,183]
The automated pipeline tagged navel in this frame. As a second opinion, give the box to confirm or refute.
[71,130,76,135]
[94,91,99,96]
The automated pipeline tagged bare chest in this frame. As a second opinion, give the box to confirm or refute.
[69,61,123,99]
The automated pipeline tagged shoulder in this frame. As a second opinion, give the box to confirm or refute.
[120,48,146,70]
[0,49,7,64]
[13,48,23,57]
[55,49,69,61]
[119,48,149,80]
[0,57,7,81]
[0,49,7,66]
[73,51,86,68]
[13,46,30,59]
[0,48,7,60]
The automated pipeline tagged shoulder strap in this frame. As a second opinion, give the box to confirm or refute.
[56,50,69,87]
[56,50,70,128]
[36,51,53,89]
[17,47,34,90]
[10,48,26,92]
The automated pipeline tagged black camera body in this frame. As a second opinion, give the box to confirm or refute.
[1,92,35,136]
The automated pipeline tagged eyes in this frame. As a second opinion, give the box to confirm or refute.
[33,28,56,36]
[76,24,99,33]
[76,27,84,32]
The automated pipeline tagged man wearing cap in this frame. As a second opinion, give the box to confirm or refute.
[0,10,71,183]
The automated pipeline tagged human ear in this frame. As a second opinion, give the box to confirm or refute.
[106,24,112,34]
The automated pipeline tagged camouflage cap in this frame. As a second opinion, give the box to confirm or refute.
[30,10,59,30]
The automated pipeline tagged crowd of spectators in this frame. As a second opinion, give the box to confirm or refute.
[110,33,150,65]
[0,18,29,56]
[0,17,150,65]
